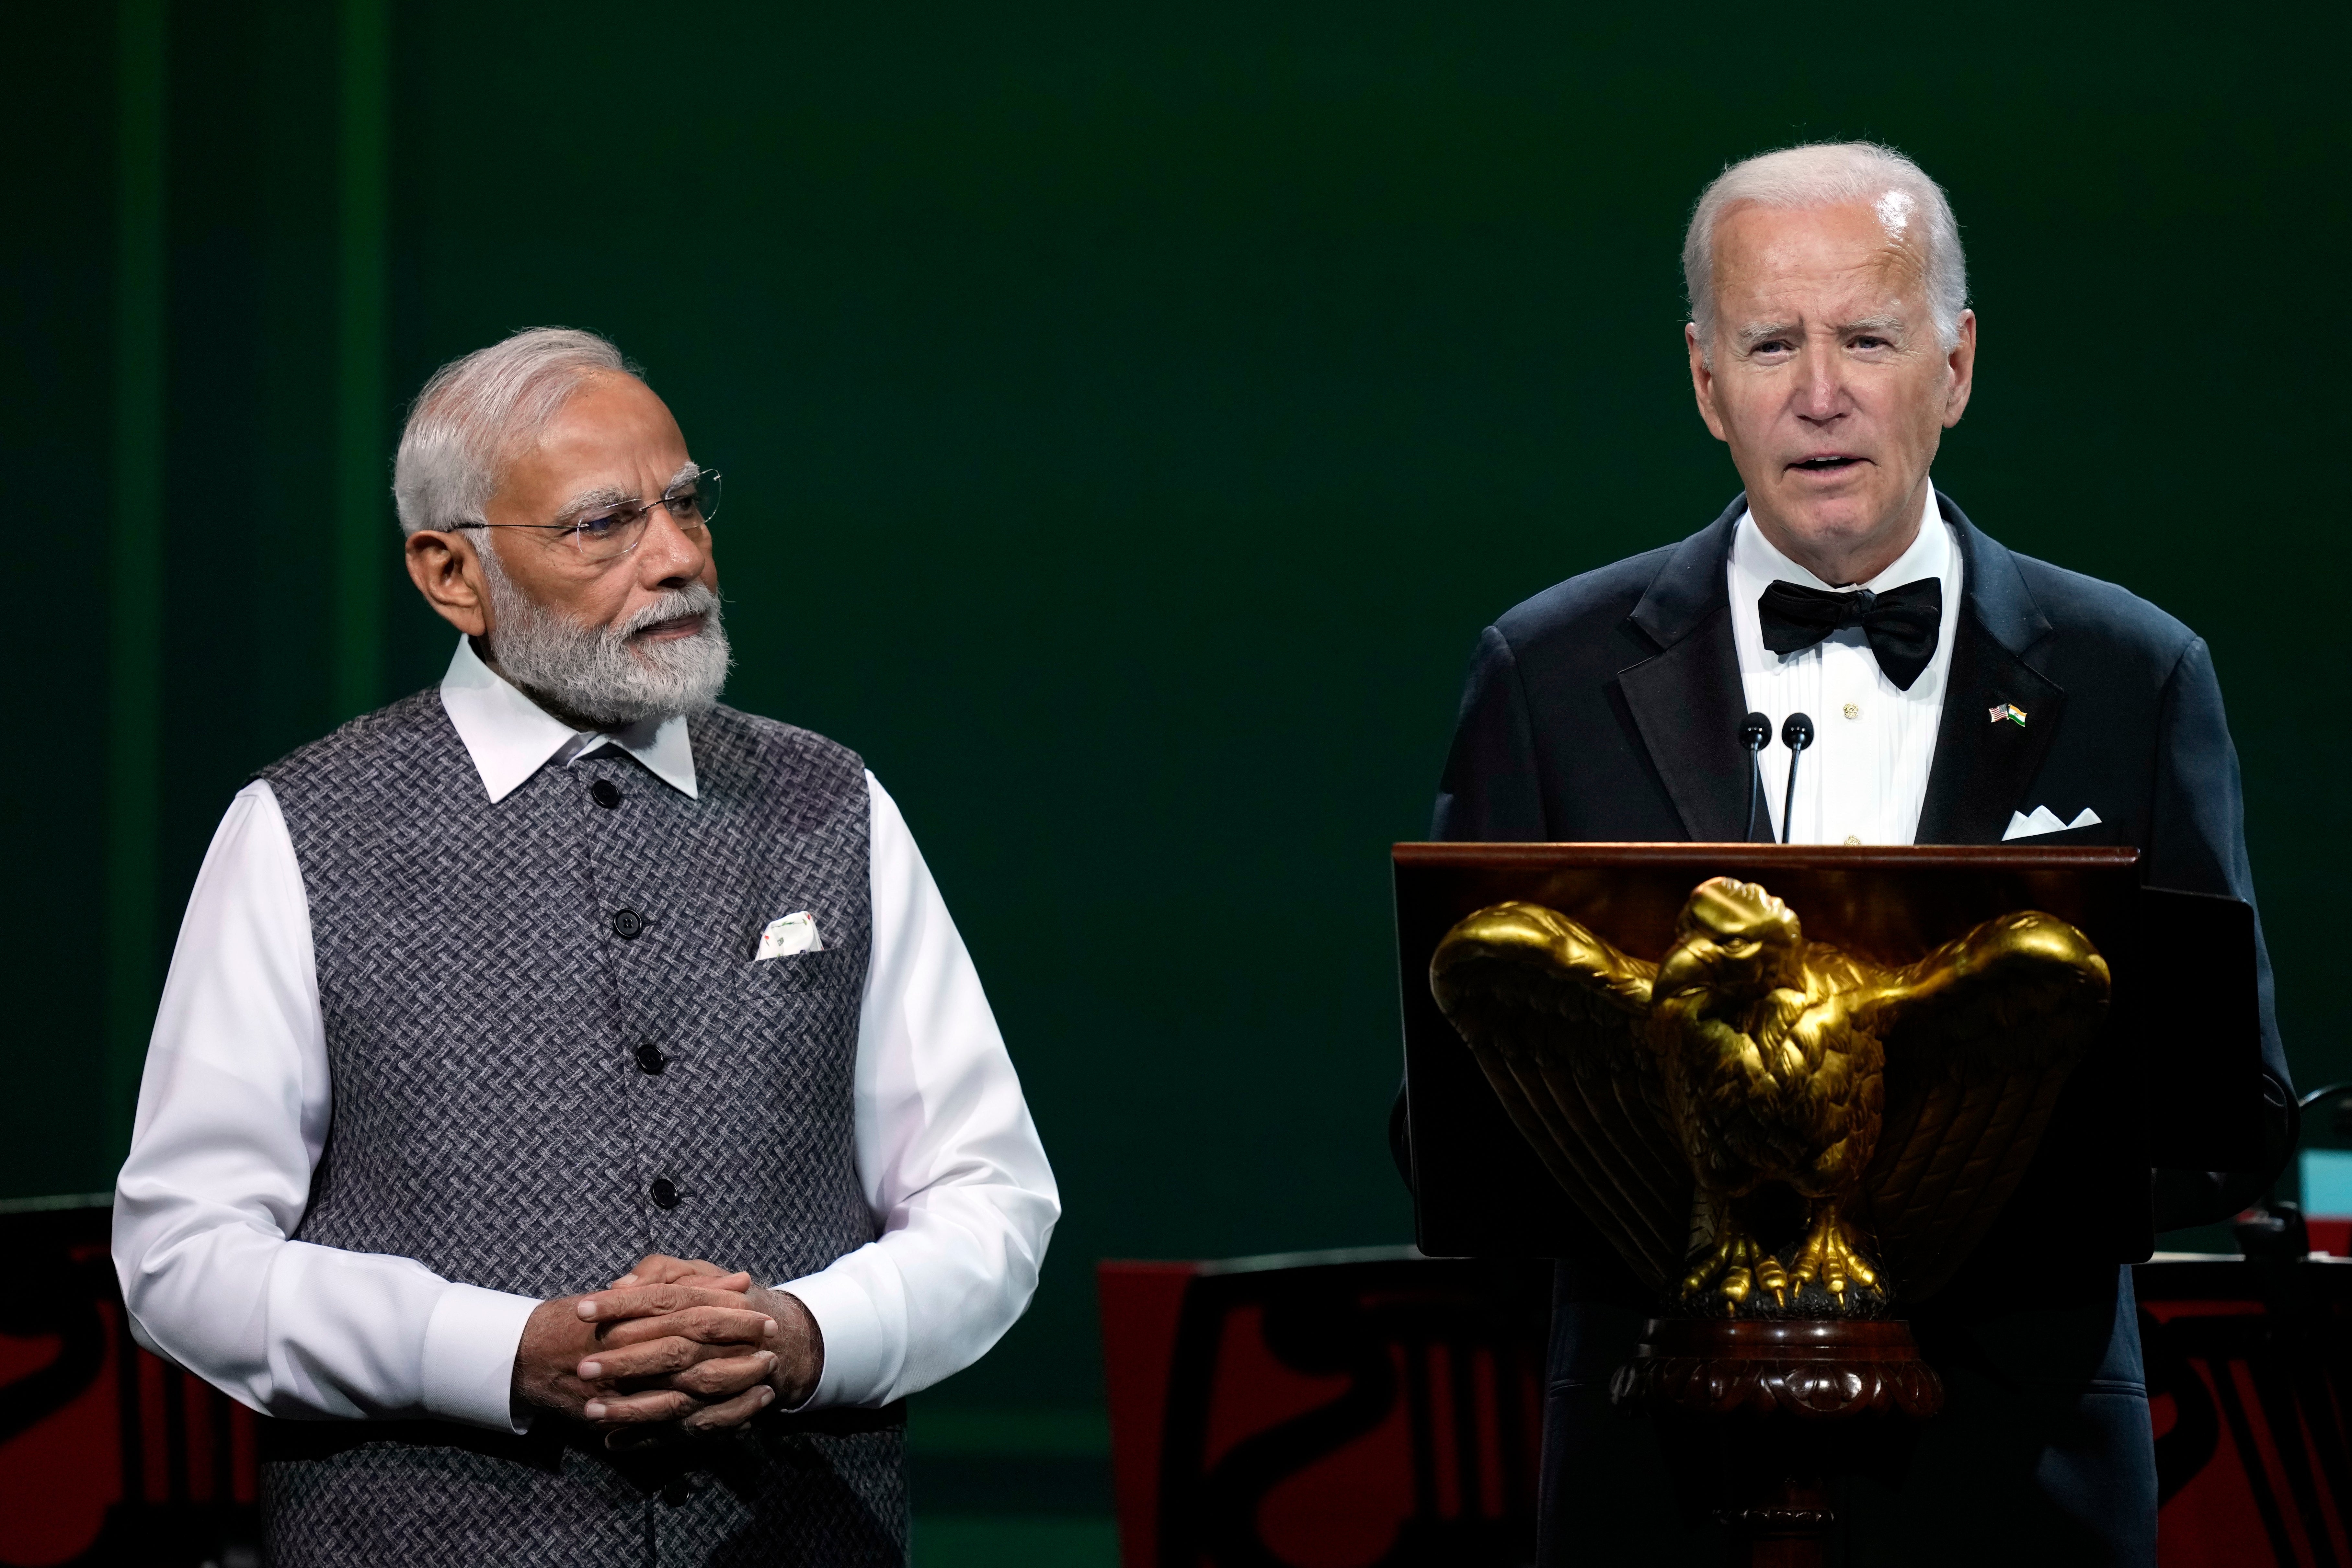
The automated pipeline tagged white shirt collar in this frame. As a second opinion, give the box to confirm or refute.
[1731,484,1951,595]
[438,636,699,803]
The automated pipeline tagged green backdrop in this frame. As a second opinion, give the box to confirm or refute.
[8,0,2346,1446]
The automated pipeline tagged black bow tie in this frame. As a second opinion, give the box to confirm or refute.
[1757,578,1943,691]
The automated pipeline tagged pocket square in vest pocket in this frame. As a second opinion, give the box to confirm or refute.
[756,911,825,960]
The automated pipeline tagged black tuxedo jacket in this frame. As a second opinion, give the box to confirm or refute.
[1422,491,2291,1249]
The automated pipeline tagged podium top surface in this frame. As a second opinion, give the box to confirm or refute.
[1394,841,2141,870]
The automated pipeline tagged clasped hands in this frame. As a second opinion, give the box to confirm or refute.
[512,1254,822,1445]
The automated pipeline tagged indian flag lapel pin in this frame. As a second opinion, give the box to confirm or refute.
[1987,702,2027,727]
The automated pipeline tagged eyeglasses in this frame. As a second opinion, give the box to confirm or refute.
[454,469,722,563]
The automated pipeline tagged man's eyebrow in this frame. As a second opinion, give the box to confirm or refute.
[557,485,635,517]
[1838,314,1907,338]
[1731,314,1909,347]
[555,464,697,518]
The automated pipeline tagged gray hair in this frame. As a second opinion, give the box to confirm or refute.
[1683,142,1967,363]
[392,327,640,536]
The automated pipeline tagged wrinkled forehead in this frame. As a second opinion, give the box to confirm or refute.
[1711,199,1930,309]
[517,375,693,499]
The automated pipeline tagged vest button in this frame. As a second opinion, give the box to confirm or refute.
[591,780,622,809]
[611,909,644,940]
[649,1177,679,1210]
[634,1042,668,1075]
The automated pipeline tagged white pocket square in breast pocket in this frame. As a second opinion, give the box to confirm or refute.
[2002,805,2101,841]
[756,912,825,960]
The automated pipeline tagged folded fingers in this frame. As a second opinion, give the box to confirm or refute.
[594,1305,778,1352]
[579,1283,760,1325]
[610,1254,747,1290]
[679,1381,777,1435]
[668,1350,775,1399]
[581,1387,699,1425]
[579,1336,775,1388]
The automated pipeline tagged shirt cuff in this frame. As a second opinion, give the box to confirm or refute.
[778,1255,893,1410]
[419,1281,542,1432]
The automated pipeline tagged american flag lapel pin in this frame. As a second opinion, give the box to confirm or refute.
[1987,702,2027,727]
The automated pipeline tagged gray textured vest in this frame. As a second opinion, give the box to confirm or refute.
[254,689,905,1566]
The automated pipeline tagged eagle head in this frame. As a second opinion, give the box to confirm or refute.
[1654,876,1805,1002]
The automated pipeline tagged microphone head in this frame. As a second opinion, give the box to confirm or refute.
[1782,712,1815,749]
[1740,711,1772,750]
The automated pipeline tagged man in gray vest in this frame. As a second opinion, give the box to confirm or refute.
[113,327,1060,1565]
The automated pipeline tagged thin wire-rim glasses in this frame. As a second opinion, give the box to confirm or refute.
[452,468,721,562]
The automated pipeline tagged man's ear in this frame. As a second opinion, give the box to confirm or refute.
[1686,323,1730,443]
[405,530,493,637]
[1941,309,1978,428]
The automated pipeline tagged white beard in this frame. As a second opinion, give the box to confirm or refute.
[479,549,732,727]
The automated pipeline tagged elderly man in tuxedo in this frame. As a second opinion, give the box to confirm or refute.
[114,328,1059,1566]
[1413,143,2291,1564]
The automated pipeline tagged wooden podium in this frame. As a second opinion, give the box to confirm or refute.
[1393,843,2269,1563]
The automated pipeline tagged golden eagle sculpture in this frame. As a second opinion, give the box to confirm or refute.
[1430,877,2110,1316]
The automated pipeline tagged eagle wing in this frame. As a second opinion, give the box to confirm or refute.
[1853,911,2111,1300]
[1429,902,1687,1292]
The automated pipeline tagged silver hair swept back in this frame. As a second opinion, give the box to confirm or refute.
[1682,142,1967,363]
[392,327,640,537]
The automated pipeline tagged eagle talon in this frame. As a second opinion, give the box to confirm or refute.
[1679,1227,1737,1299]
[1754,1253,1789,1308]
[1721,1266,1752,1307]
[1681,1222,1786,1311]
[1788,1202,1881,1304]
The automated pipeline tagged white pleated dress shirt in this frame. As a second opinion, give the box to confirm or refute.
[1728,486,1961,845]
[114,638,1060,1432]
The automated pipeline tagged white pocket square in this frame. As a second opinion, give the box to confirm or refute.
[755,911,825,960]
[2002,805,2101,841]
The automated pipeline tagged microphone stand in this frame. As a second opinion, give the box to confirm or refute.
[1741,712,1771,842]
[1779,713,1814,845]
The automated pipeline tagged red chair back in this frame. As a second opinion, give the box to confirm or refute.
[0,1199,258,1568]
[1099,1250,1549,1568]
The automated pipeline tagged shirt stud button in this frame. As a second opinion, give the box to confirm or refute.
[649,1177,679,1210]
[1843,702,1861,720]
[611,908,644,940]
[591,780,622,809]
[634,1042,668,1075]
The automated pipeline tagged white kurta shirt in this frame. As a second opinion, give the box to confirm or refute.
[1727,487,1962,846]
[113,638,1060,1432]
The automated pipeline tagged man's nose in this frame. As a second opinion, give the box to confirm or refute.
[635,500,709,586]
[1795,347,1845,422]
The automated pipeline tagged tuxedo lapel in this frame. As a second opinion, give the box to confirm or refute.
[1620,609,1756,840]
[1619,498,1764,842]
[1915,496,2067,844]
[1916,620,2065,842]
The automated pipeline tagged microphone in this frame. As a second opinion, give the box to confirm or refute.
[1740,712,1771,841]
[1779,713,1814,845]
